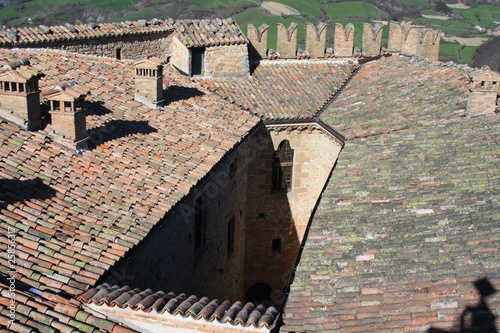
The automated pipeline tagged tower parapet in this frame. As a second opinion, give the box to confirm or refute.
[248,24,269,60]
[362,22,385,57]
[277,23,298,58]
[334,23,355,57]
[306,23,327,58]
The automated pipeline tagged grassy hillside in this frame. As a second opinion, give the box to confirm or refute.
[0,0,499,65]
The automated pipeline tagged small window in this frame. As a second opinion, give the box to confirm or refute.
[194,197,206,253]
[64,101,72,111]
[4,82,10,92]
[19,83,24,93]
[52,101,60,111]
[11,83,17,92]
[116,48,122,60]
[191,47,205,77]
[227,216,235,255]
[229,159,237,179]
[272,140,294,192]
[272,238,281,252]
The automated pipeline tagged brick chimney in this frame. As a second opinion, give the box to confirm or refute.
[0,58,43,130]
[134,57,164,108]
[467,68,500,117]
[43,81,89,152]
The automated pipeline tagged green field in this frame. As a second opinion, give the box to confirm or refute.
[0,0,499,65]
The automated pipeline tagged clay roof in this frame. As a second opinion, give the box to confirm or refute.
[78,283,279,329]
[0,282,137,332]
[0,48,260,296]
[319,56,470,139]
[0,18,246,48]
[0,20,174,46]
[282,57,500,332]
[173,18,247,48]
[197,60,357,120]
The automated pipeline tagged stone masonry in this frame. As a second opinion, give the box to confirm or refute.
[276,23,298,58]
[362,22,384,57]
[247,24,269,60]
[306,23,327,58]
[334,23,355,57]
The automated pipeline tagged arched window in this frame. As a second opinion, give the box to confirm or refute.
[272,140,294,192]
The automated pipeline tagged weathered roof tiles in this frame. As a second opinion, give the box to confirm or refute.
[78,283,279,329]
[0,48,260,296]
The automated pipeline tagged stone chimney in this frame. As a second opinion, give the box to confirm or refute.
[248,24,269,60]
[306,23,327,58]
[0,58,43,130]
[43,81,89,152]
[467,68,500,117]
[277,23,298,58]
[134,57,164,108]
[362,22,385,57]
[334,23,354,57]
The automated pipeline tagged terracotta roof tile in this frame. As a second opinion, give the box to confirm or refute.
[0,18,245,48]
[0,48,260,296]
[282,56,500,332]
[78,283,279,329]
[0,282,137,332]
[198,60,357,120]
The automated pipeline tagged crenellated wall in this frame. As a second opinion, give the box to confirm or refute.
[247,21,442,62]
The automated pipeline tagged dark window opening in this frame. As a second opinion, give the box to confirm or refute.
[116,48,122,60]
[272,140,294,192]
[272,238,281,252]
[64,101,72,111]
[229,159,237,179]
[227,216,235,255]
[194,197,206,253]
[19,83,24,93]
[52,101,60,111]
[191,47,205,77]
[246,283,273,304]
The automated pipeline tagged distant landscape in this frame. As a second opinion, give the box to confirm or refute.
[0,0,499,67]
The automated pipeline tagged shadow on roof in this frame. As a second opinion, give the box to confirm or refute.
[163,85,204,106]
[87,119,157,148]
[86,100,113,116]
[0,177,57,205]
[428,277,497,333]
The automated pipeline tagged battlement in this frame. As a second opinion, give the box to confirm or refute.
[247,21,442,62]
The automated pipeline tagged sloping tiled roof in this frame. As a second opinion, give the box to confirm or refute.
[0,20,175,46]
[319,56,471,139]
[173,18,247,48]
[0,18,246,48]
[197,60,357,120]
[0,282,137,332]
[77,283,279,329]
[282,57,500,332]
[0,49,260,296]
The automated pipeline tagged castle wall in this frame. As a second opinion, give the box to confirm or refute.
[204,44,250,78]
[4,32,173,60]
[334,23,354,57]
[111,127,263,302]
[276,23,298,58]
[306,23,327,58]
[247,24,268,60]
[244,125,342,305]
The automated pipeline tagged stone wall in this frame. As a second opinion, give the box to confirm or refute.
[362,22,384,57]
[110,127,262,302]
[0,90,41,130]
[247,24,269,60]
[244,124,342,305]
[204,44,250,78]
[334,23,355,57]
[305,23,327,58]
[276,23,298,58]
[4,32,173,60]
